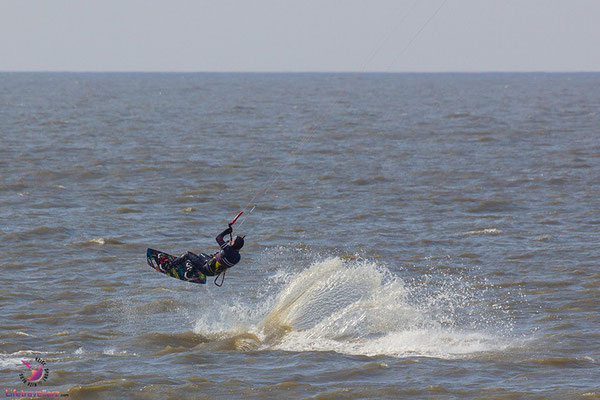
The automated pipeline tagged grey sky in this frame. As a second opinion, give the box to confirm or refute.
[1,0,599,72]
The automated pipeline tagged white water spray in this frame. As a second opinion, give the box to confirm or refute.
[193,257,516,358]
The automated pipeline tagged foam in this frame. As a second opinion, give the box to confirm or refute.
[0,355,22,369]
[0,350,53,369]
[461,228,502,236]
[192,257,516,359]
[103,348,122,356]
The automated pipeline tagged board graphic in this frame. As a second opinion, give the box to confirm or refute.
[146,248,206,284]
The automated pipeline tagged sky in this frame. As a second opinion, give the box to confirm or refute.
[1,0,599,72]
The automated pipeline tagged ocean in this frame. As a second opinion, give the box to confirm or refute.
[1,72,599,399]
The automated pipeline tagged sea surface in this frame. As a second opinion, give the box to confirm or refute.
[1,72,599,399]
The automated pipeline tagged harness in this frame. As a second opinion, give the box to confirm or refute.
[206,257,227,287]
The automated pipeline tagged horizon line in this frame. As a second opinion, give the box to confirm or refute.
[1,70,600,74]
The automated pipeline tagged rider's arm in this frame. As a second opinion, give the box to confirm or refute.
[216,227,232,248]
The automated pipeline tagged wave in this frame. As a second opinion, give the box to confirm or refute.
[460,228,502,236]
[138,331,208,349]
[68,237,124,246]
[3,226,71,241]
[192,257,516,359]
[528,356,595,367]
[0,350,54,369]
[67,379,136,399]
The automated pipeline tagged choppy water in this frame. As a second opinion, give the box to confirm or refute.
[1,73,599,399]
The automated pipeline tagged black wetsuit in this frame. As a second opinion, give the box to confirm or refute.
[175,228,241,283]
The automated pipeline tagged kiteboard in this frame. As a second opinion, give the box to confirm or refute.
[146,248,206,284]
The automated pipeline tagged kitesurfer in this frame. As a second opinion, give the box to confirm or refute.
[168,225,244,284]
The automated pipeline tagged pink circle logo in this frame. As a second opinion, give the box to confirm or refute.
[19,357,49,387]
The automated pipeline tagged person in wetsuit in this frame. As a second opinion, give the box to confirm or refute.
[168,226,244,284]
